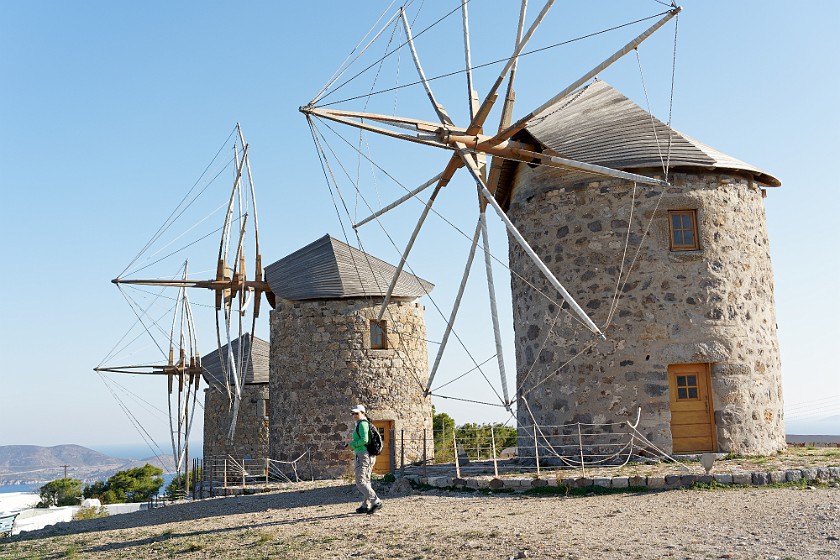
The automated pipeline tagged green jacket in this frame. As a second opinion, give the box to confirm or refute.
[350,419,370,454]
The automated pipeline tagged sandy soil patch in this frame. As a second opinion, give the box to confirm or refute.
[2,479,838,559]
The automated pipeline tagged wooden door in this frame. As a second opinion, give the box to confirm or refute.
[668,364,716,453]
[372,420,393,474]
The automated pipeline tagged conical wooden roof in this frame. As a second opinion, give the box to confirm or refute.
[201,333,269,387]
[264,234,434,301]
[520,79,780,187]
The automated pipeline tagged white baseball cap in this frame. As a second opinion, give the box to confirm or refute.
[351,404,366,414]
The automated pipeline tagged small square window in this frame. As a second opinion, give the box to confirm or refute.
[668,210,700,251]
[675,374,700,401]
[370,320,387,350]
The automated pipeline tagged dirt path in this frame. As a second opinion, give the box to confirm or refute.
[2,482,838,559]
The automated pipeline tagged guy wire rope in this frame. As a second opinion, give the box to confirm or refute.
[318,9,672,108]
[315,0,470,104]
[308,2,683,415]
[308,116,507,404]
[119,126,238,278]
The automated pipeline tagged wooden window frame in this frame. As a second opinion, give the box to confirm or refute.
[675,374,700,401]
[668,209,700,251]
[370,320,388,350]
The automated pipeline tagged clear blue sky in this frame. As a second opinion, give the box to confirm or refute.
[1,1,837,455]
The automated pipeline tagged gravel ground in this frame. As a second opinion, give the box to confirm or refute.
[2,481,838,559]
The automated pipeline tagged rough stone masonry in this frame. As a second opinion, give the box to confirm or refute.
[269,298,432,478]
[507,167,785,455]
[203,383,269,460]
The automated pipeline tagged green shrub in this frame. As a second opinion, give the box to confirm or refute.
[82,463,164,504]
[38,478,84,507]
[432,409,517,462]
[73,506,109,521]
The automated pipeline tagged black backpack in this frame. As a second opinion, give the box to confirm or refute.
[357,419,383,456]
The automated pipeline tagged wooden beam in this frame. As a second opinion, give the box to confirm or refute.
[491,7,681,145]
[400,8,454,126]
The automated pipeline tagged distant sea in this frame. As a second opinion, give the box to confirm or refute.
[1,477,177,497]
[0,484,40,495]
[89,442,177,460]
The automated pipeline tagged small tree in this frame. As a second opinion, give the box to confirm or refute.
[431,409,518,463]
[38,478,83,508]
[83,480,107,500]
[433,409,456,462]
[95,464,164,504]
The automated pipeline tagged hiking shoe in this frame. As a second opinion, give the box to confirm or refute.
[367,500,383,514]
[355,505,370,514]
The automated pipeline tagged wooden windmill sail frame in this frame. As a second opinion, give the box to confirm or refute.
[302,1,681,410]
[95,264,203,491]
[104,124,274,448]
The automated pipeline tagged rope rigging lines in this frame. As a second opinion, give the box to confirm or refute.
[315,8,673,109]
[308,115,517,407]
[118,125,239,279]
[303,0,683,429]
[307,114,503,402]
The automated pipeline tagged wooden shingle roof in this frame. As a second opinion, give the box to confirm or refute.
[501,79,780,196]
[264,234,434,301]
[201,333,269,387]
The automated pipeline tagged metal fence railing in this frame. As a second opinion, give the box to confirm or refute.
[190,411,682,497]
[192,451,315,498]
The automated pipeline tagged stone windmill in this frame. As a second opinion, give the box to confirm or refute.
[264,234,434,478]
[498,80,784,455]
[201,334,270,461]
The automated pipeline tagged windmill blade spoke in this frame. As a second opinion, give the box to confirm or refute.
[466,0,556,135]
[425,217,483,394]
[486,0,528,197]
[461,0,478,119]
[237,124,265,319]
[479,212,511,408]
[93,365,167,375]
[301,107,457,150]
[354,172,443,228]
[218,144,249,267]
[491,6,681,145]
[399,7,454,126]
[455,142,604,339]
[501,0,528,131]
[375,183,444,321]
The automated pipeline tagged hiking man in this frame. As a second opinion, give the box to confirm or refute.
[349,404,382,514]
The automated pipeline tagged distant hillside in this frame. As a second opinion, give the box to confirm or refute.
[0,445,176,486]
[0,444,122,469]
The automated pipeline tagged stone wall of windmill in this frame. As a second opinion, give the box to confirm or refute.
[500,81,785,457]
[265,235,434,479]
[201,334,271,461]
[203,384,270,459]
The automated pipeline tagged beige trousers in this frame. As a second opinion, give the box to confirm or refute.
[354,451,378,505]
